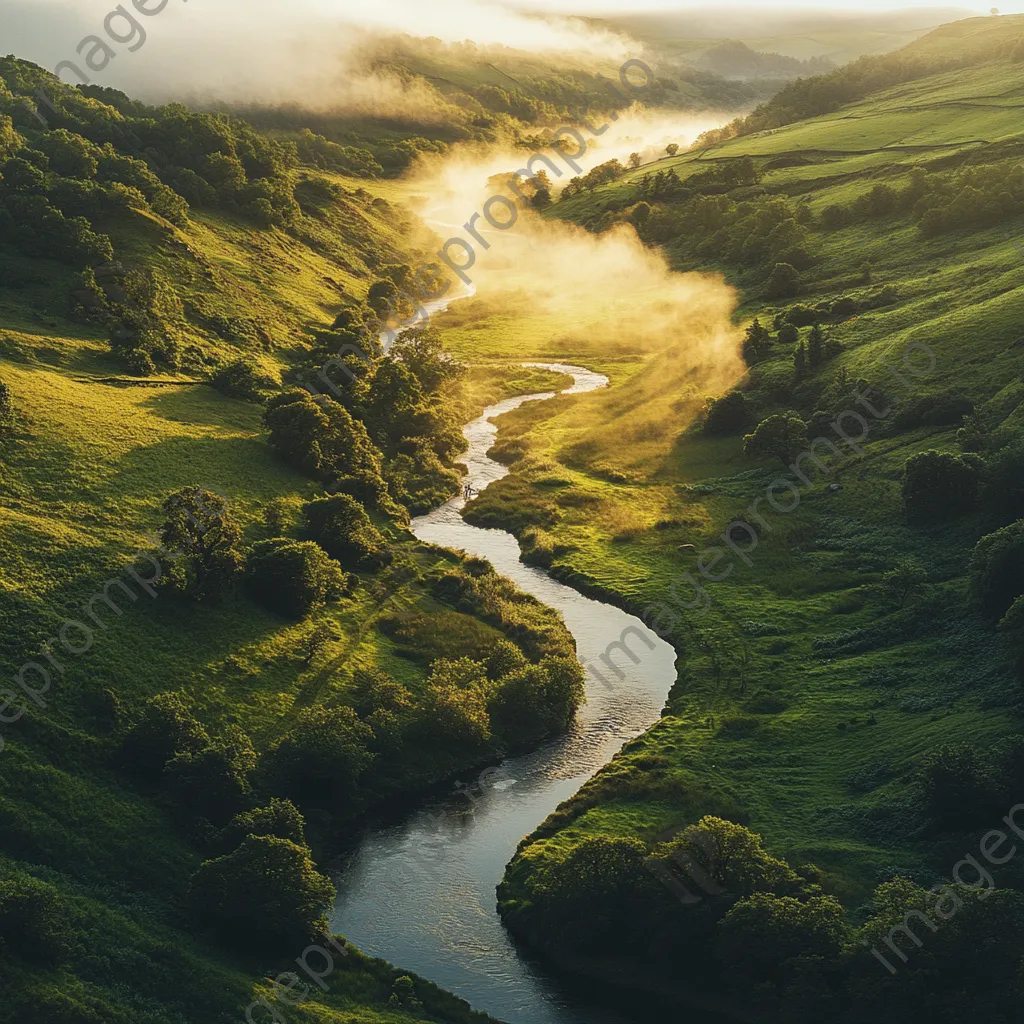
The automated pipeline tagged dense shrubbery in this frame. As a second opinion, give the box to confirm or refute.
[902,450,982,523]
[246,538,352,618]
[970,520,1024,619]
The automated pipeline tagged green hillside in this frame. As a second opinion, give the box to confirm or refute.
[431,15,1024,1023]
[0,56,586,1023]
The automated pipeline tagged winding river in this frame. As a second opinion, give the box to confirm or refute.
[329,366,679,1023]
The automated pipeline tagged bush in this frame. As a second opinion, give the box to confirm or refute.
[246,538,351,618]
[765,262,801,298]
[0,379,14,434]
[217,798,306,854]
[488,656,585,748]
[892,392,974,433]
[302,493,387,568]
[0,877,68,965]
[160,486,243,599]
[188,835,335,953]
[209,359,276,403]
[777,323,799,345]
[902,450,982,523]
[163,727,256,824]
[983,443,1024,525]
[120,692,209,779]
[268,704,374,806]
[969,520,1024,619]
[703,390,751,436]
[919,744,998,828]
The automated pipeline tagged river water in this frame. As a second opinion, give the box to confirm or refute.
[329,365,679,1024]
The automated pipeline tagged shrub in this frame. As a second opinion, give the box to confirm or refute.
[902,450,982,523]
[209,359,276,403]
[969,520,1024,619]
[892,392,974,433]
[703,390,751,436]
[919,744,998,827]
[743,413,808,466]
[120,692,209,779]
[163,727,257,824]
[983,443,1024,525]
[0,379,14,434]
[188,835,335,953]
[415,657,492,749]
[488,656,585,747]
[160,486,244,599]
[217,798,306,854]
[268,704,374,806]
[765,262,800,298]
[0,877,68,965]
[246,538,351,618]
[777,322,799,345]
[302,493,387,568]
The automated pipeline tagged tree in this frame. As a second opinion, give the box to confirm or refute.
[390,326,464,393]
[531,187,552,209]
[741,318,772,364]
[303,492,386,567]
[263,391,387,505]
[160,486,243,599]
[765,262,801,298]
[919,744,997,827]
[650,816,802,899]
[268,704,374,806]
[793,339,807,378]
[0,877,68,966]
[217,798,307,854]
[417,657,491,749]
[263,498,288,536]
[630,201,651,227]
[120,692,209,779]
[703,391,750,436]
[246,539,350,619]
[488,656,584,748]
[744,413,808,466]
[902,450,982,523]
[665,143,680,157]
[807,324,825,367]
[188,835,335,953]
[164,728,256,824]
[982,442,1024,524]
[628,152,642,169]
[209,359,275,403]
[777,322,799,345]
[718,893,845,986]
[880,556,927,609]
[969,520,1024,618]
[301,622,339,665]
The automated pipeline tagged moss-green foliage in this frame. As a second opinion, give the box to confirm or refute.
[437,15,1024,1018]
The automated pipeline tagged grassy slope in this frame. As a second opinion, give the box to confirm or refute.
[431,15,1024,961]
[0,153,577,1021]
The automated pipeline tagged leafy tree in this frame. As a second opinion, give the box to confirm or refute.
[163,727,257,824]
[0,877,68,965]
[302,492,386,567]
[650,816,803,899]
[120,692,209,779]
[263,497,288,536]
[666,143,680,156]
[301,622,339,666]
[246,538,350,618]
[390,327,464,393]
[628,152,642,169]
[269,704,374,806]
[765,262,801,298]
[718,893,845,986]
[209,359,276,403]
[741,318,772,364]
[367,278,399,317]
[630,201,651,227]
[969,520,1024,618]
[188,835,335,953]
[416,657,492,749]
[902,451,982,523]
[743,413,808,466]
[919,744,997,827]
[489,657,584,747]
[807,323,825,367]
[793,339,807,378]
[777,322,799,345]
[880,556,927,608]
[703,390,751,436]
[264,391,387,506]
[484,638,529,680]
[217,798,307,854]
[160,486,243,599]
[982,442,1024,524]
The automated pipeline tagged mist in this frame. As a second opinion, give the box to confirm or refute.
[0,0,634,105]
[406,115,744,405]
